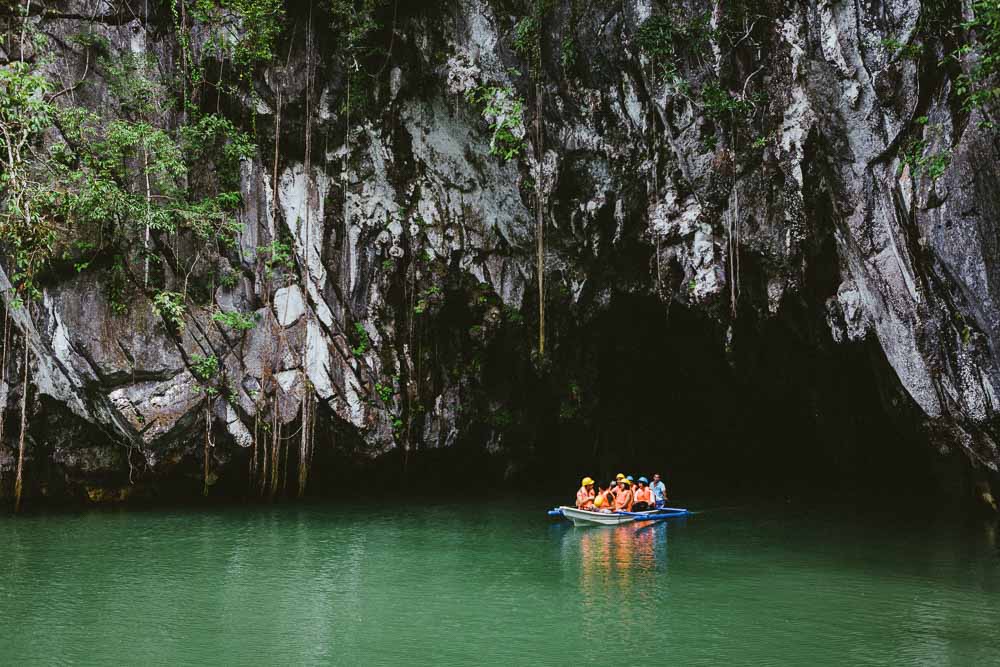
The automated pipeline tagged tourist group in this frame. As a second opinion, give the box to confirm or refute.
[575,473,667,513]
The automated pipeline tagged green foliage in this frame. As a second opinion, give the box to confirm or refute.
[56,112,243,243]
[99,53,167,117]
[503,305,524,325]
[180,114,255,190]
[226,0,285,69]
[375,381,393,403]
[955,0,1000,116]
[899,137,951,181]
[190,353,220,381]
[560,36,577,70]
[212,309,258,331]
[326,0,391,116]
[465,85,526,160]
[192,0,285,73]
[0,62,57,301]
[512,0,552,77]
[880,37,923,60]
[636,11,711,80]
[513,15,539,57]
[328,0,388,54]
[351,321,370,356]
[104,256,131,315]
[257,240,294,278]
[69,31,111,53]
[412,285,442,316]
[218,269,240,289]
[702,82,755,120]
[637,8,768,150]
[152,291,187,330]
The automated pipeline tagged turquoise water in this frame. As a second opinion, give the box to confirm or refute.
[1,500,999,665]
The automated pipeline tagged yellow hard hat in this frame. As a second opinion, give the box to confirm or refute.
[620,478,632,486]
[616,473,626,480]
[581,476,595,486]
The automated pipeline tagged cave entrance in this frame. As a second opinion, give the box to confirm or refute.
[538,293,958,504]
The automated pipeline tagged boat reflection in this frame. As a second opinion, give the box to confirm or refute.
[569,520,675,605]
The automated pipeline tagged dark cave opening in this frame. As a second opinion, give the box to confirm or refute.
[304,287,971,508]
[521,292,961,505]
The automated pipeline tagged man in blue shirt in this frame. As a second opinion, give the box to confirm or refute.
[651,473,667,508]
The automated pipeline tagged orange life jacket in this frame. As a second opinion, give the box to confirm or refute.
[576,486,595,509]
[634,487,653,504]
[614,487,633,512]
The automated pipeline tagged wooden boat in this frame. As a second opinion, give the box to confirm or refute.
[551,506,691,526]
[559,506,638,526]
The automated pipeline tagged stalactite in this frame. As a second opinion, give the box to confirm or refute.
[13,341,28,513]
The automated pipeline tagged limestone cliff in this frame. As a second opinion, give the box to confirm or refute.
[0,0,998,505]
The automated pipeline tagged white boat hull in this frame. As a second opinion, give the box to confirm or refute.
[559,506,637,526]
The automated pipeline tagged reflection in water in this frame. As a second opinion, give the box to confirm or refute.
[571,521,675,610]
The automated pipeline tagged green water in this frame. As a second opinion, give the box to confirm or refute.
[2,500,999,665]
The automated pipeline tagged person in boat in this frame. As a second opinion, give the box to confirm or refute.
[576,477,596,510]
[613,478,633,512]
[593,483,615,513]
[632,477,654,511]
[651,473,667,508]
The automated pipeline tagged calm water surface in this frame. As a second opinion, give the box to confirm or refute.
[1,499,998,665]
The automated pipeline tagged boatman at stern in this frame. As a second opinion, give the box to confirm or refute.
[651,473,667,508]
[576,477,596,510]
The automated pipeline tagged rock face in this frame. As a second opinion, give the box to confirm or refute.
[0,0,998,504]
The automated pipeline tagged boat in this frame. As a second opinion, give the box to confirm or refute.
[559,506,639,526]
[554,505,691,527]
